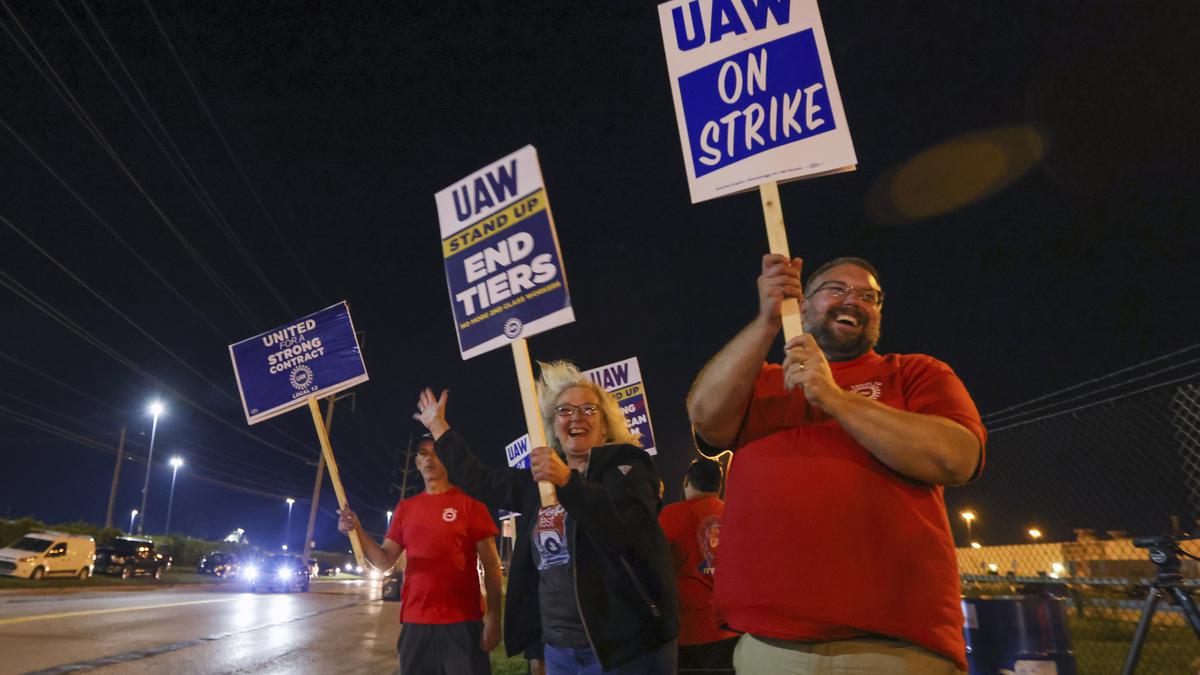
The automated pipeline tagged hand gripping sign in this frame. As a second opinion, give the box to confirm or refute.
[229,301,368,566]
[659,0,857,340]
[436,146,575,506]
[583,357,658,455]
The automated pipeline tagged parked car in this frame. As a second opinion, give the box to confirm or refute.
[381,569,403,602]
[93,538,169,579]
[197,552,239,578]
[244,554,310,593]
[0,532,95,580]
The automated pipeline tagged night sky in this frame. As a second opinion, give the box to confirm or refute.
[2,1,1197,551]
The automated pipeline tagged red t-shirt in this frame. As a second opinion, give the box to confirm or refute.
[385,487,498,624]
[713,351,986,671]
[658,495,739,645]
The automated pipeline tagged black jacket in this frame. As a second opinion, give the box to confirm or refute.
[436,429,678,669]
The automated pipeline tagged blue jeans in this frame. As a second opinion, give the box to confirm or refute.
[544,639,677,674]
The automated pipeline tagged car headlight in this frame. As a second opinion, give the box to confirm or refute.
[276,567,292,581]
[355,565,363,574]
[343,563,352,571]
[244,566,259,581]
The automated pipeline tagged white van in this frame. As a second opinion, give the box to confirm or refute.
[0,531,96,580]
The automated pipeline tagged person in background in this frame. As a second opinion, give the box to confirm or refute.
[338,434,502,674]
[658,457,739,673]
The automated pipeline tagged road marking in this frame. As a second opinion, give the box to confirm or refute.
[0,597,235,625]
[21,598,373,674]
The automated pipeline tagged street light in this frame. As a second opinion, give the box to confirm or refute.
[163,456,184,536]
[1028,527,1043,541]
[970,541,982,549]
[960,511,976,543]
[128,509,138,533]
[284,498,295,551]
[137,400,165,534]
[386,510,393,528]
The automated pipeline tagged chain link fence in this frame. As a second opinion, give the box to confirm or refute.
[947,363,1200,674]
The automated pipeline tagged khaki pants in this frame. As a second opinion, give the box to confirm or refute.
[733,633,964,674]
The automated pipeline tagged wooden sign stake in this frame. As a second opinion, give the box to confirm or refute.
[511,338,557,507]
[760,181,804,341]
[308,397,365,567]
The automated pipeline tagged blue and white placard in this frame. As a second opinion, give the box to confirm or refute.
[583,357,658,455]
[506,434,532,469]
[229,302,368,425]
[435,146,575,360]
[658,0,856,203]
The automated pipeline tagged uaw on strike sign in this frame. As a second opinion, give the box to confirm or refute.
[658,0,856,203]
[435,146,575,360]
[229,302,368,424]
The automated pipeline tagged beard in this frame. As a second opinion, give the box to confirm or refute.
[803,305,881,361]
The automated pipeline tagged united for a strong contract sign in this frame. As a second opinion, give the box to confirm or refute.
[435,146,575,360]
[658,0,856,203]
[583,357,658,455]
[229,302,368,424]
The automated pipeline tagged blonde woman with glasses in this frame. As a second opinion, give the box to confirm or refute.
[413,360,678,674]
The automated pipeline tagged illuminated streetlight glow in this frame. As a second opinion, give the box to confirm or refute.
[970,542,982,549]
[1027,528,1043,540]
[137,400,166,534]
[164,456,185,535]
[386,510,393,528]
[284,498,296,551]
[128,509,138,533]
[960,511,976,543]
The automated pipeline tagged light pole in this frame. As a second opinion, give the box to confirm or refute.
[128,509,138,534]
[284,498,295,551]
[137,400,165,535]
[960,511,976,544]
[163,456,184,536]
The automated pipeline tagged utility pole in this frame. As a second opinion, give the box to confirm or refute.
[104,426,127,529]
[397,440,417,502]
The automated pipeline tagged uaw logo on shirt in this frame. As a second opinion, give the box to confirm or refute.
[848,381,883,400]
[441,507,458,522]
[696,515,721,577]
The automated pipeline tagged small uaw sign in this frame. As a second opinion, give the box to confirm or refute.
[658,0,856,203]
[435,145,575,360]
[229,301,368,425]
[583,357,658,455]
[506,434,532,469]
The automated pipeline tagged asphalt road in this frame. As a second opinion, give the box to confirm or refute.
[0,579,401,674]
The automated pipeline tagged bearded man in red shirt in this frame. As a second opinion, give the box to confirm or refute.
[688,254,986,674]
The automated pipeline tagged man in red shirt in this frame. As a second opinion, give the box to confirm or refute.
[658,458,739,673]
[339,434,502,674]
[688,255,986,674]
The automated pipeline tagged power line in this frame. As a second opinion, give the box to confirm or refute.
[0,114,232,342]
[0,3,267,329]
[983,342,1200,420]
[139,0,326,306]
[65,0,297,319]
[0,267,313,463]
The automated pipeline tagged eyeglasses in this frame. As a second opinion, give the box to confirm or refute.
[554,403,601,417]
[809,282,884,306]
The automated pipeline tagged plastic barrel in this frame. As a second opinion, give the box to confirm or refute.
[962,595,1077,674]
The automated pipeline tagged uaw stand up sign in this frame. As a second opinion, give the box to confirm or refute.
[659,0,857,340]
[583,357,659,456]
[229,301,369,565]
[436,146,575,507]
